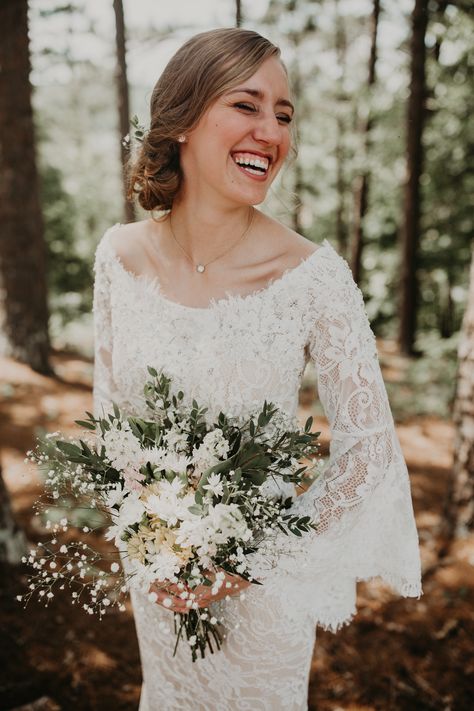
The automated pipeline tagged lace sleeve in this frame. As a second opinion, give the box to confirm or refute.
[246,250,422,629]
[92,238,118,418]
[289,255,400,539]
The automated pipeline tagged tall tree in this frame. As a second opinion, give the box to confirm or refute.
[113,0,135,224]
[350,0,380,284]
[0,467,26,564]
[0,0,51,374]
[236,0,243,27]
[334,0,349,256]
[442,249,474,541]
[398,0,429,355]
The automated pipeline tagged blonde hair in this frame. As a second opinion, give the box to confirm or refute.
[127,28,292,212]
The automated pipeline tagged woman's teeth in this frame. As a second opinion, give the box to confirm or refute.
[232,153,269,175]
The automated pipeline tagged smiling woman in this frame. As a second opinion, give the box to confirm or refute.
[92,25,422,711]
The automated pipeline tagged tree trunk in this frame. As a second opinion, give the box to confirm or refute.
[0,0,51,374]
[236,0,243,27]
[113,0,135,224]
[334,0,348,257]
[0,467,27,564]
[351,0,380,285]
[442,250,474,541]
[439,270,454,339]
[399,0,428,356]
[290,65,304,234]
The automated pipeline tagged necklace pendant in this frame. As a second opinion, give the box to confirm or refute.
[196,264,205,273]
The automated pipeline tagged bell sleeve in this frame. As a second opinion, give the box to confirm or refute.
[299,250,421,585]
[249,247,423,631]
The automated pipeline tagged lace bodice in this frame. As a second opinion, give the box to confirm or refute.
[92,223,422,710]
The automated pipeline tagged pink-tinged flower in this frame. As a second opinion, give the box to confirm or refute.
[123,465,145,492]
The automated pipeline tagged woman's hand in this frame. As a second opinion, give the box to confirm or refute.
[149,569,252,614]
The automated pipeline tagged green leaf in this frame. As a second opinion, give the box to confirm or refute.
[231,468,242,485]
[74,419,96,430]
[56,441,82,457]
[246,470,267,486]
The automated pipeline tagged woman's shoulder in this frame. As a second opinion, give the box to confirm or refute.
[257,213,320,268]
[262,215,362,305]
[95,219,158,275]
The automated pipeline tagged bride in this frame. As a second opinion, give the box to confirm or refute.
[92,27,422,711]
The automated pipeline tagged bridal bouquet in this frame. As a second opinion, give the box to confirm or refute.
[20,367,320,661]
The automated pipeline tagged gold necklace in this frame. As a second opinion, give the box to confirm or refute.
[168,207,254,273]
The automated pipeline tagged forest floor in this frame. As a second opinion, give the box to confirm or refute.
[0,348,473,711]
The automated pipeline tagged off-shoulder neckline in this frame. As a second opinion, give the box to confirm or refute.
[101,223,333,313]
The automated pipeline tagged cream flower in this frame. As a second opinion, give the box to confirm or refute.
[127,533,147,564]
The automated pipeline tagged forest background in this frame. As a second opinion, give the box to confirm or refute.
[0,0,473,710]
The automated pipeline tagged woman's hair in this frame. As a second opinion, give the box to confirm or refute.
[127,27,290,212]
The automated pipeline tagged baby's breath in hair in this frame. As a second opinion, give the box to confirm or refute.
[122,115,148,150]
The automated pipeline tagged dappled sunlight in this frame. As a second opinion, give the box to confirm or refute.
[1,351,472,709]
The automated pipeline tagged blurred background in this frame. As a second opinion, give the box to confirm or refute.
[0,1,473,709]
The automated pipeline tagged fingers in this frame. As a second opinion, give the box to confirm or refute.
[149,572,251,613]
[149,582,189,613]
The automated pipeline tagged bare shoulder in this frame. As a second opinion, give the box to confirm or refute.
[256,212,320,268]
[107,219,162,273]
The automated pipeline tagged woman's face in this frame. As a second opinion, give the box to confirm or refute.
[180,56,294,208]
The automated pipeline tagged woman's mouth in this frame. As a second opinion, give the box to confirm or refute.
[231,152,270,180]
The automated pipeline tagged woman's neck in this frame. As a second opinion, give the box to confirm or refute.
[168,196,256,265]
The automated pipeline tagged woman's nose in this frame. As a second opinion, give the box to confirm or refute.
[253,113,284,145]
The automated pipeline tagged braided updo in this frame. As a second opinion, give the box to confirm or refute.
[127,28,283,212]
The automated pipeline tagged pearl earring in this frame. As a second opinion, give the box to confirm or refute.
[178,135,186,143]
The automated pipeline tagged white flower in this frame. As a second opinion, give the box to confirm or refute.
[145,446,167,468]
[162,427,189,454]
[174,516,209,550]
[102,422,142,471]
[202,472,224,498]
[148,550,183,582]
[204,429,230,458]
[206,503,251,544]
[104,483,125,509]
[143,479,195,526]
[192,428,229,472]
[104,523,122,546]
[161,452,192,474]
[106,492,146,544]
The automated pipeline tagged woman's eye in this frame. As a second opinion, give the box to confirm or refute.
[234,103,292,124]
[234,103,255,111]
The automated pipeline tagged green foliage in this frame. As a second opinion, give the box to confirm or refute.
[29,0,472,351]
[386,332,459,422]
[40,163,92,324]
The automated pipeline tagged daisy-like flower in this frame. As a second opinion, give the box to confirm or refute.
[203,472,224,498]
[149,549,183,582]
[162,451,193,474]
[104,483,124,509]
[113,491,146,534]
[162,427,189,454]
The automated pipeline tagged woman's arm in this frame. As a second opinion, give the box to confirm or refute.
[291,253,403,540]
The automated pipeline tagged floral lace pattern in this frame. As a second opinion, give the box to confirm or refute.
[93,223,422,710]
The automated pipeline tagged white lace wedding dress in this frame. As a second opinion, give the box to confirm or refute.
[92,223,422,711]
